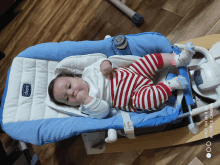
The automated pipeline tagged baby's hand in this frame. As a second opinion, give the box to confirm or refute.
[76,90,89,103]
[76,90,93,105]
[100,60,113,75]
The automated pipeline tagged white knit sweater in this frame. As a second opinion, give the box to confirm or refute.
[80,58,117,119]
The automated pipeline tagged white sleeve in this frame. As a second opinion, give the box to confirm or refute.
[83,97,110,119]
[108,55,141,68]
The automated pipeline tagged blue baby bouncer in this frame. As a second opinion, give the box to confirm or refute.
[1,32,210,156]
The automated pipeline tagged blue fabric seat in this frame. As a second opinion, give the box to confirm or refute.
[0,32,191,146]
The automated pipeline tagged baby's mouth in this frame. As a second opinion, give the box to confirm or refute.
[73,90,79,97]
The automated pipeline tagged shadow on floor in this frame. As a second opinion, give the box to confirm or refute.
[0,0,23,32]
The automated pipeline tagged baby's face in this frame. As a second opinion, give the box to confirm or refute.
[53,76,88,106]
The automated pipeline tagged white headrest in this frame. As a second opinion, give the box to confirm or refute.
[54,53,107,76]
[45,95,89,117]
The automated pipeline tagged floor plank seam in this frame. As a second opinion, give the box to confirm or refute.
[162,7,182,17]
[167,0,200,40]
[206,18,220,35]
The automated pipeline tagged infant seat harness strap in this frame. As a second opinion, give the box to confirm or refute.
[120,111,136,139]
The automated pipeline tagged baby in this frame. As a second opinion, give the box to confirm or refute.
[48,42,195,119]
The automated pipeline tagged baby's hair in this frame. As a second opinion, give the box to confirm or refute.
[48,72,81,107]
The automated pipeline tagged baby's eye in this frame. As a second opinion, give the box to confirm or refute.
[69,84,71,89]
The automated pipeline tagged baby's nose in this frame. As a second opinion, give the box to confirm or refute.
[67,90,74,97]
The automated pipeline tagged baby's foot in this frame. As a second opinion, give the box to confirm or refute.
[173,42,196,67]
[164,75,189,90]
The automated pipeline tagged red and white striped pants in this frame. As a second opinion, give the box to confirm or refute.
[110,53,172,112]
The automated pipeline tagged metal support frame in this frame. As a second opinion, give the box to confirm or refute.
[0,98,40,165]
[0,130,40,165]
[109,0,144,26]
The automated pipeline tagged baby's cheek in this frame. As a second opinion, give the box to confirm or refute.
[69,97,76,103]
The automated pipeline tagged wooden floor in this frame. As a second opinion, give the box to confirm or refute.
[1,0,220,164]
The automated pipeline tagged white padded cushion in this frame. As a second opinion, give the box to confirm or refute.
[55,53,107,76]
